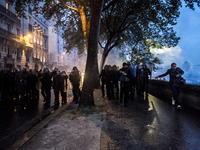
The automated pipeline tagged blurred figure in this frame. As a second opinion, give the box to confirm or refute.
[110,65,120,99]
[129,63,137,98]
[105,65,112,100]
[99,65,107,97]
[69,67,81,103]
[119,63,131,107]
[53,70,62,105]
[60,71,68,104]
[40,68,52,106]
[139,64,151,99]
[19,69,27,107]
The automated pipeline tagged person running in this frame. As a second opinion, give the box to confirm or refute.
[155,63,184,109]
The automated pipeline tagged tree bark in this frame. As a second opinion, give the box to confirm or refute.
[79,6,90,50]
[100,48,108,72]
[80,0,104,107]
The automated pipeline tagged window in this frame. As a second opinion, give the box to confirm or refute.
[28,16,31,24]
[7,23,11,32]
[44,39,47,48]
[33,36,36,43]
[6,2,10,10]
[17,28,20,36]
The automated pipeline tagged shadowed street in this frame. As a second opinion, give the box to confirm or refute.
[6,89,199,150]
[0,89,73,150]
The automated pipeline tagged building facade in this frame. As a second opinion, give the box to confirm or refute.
[28,7,48,70]
[48,20,66,70]
[0,0,23,69]
[0,0,48,70]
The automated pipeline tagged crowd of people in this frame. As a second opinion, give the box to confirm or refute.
[0,67,81,109]
[0,62,184,110]
[100,62,184,109]
[99,62,151,107]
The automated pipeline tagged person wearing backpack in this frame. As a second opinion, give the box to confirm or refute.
[155,63,184,109]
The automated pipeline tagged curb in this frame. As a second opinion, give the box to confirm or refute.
[10,102,76,150]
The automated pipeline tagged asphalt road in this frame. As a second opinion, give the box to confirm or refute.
[1,89,200,150]
[100,93,200,150]
[0,89,73,150]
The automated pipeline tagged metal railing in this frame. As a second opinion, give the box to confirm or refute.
[0,4,20,25]
[0,28,25,44]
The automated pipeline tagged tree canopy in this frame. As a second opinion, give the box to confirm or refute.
[15,0,200,106]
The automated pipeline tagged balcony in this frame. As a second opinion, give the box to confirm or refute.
[0,28,25,44]
[0,4,20,25]
[5,56,15,65]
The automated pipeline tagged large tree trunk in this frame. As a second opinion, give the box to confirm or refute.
[80,0,104,107]
[79,6,90,50]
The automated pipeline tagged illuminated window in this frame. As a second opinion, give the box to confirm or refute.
[6,2,10,10]
[34,36,36,43]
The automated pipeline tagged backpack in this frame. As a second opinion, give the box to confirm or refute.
[120,71,129,82]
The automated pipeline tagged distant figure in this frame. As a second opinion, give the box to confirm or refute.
[155,63,184,109]
[40,68,52,106]
[69,67,81,103]
[110,65,120,100]
[53,70,62,105]
[129,63,137,98]
[105,65,112,100]
[60,71,68,104]
[99,65,107,97]
[139,64,151,99]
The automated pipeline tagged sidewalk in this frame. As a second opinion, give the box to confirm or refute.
[15,90,105,150]
[14,89,200,150]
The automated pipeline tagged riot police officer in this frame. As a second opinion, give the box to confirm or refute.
[69,67,81,103]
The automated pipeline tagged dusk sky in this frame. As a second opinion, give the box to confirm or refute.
[151,4,200,83]
[105,2,200,83]
[175,4,200,64]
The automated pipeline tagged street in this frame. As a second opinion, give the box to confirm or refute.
[13,89,200,150]
[0,89,73,150]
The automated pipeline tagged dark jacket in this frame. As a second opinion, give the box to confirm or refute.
[69,70,81,88]
[158,67,184,85]
[60,74,68,92]
[40,72,52,89]
[99,69,106,83]
[140,67,151,81]
[119,66,131,82]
